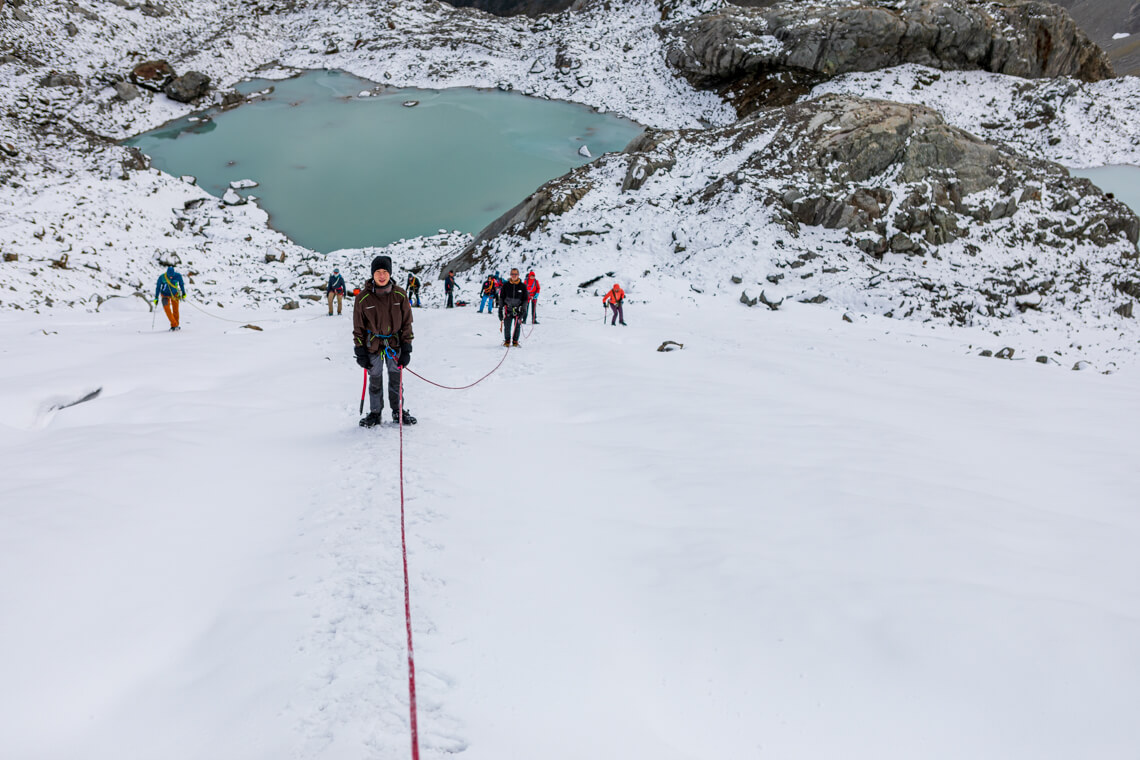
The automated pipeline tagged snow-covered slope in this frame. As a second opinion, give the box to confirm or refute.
[1,299,1138,758]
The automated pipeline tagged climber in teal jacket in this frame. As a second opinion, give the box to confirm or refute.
[154,266,187,330]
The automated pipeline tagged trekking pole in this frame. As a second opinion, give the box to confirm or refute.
[151,300,157,330]
[359,367,367,415]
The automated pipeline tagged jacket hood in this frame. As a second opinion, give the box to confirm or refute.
[166,266,175,276]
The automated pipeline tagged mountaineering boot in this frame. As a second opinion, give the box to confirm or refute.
[359,412,383,428]
[512,341,520,347]
[503,340,510,347]
[393,409,417,425]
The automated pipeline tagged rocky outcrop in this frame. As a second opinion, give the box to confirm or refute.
[443,94,1139,325]
[445,174,594,274]
[665,0,1116,114]
[462,95,1137,263]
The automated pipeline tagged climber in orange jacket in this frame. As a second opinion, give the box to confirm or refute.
[602,283,626,326]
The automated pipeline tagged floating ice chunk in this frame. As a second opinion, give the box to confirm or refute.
[230,179,259,189]
[1113,32,1131,40]
[358,90,372,97]
[578,144,592,158]
[403,100,419,107]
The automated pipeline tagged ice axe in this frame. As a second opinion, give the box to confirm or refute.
[359,367,367,415]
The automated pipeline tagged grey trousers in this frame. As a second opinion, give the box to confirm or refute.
[368,350,402,413]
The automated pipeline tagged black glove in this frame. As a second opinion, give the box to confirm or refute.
[354,346,371,369]
[399,344,412,368]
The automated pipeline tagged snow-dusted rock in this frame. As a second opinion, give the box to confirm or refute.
[809,65,1140,169]
[112,81,140,101]
[39,72,82,88]
[129,60,176,93]
[222,188,247,206]
[578,144,592,158]
[164,71,211,103]
[230,179,259,189]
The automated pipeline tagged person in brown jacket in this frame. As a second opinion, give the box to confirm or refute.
[353,255,417,427]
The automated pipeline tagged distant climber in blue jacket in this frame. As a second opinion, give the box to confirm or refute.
[327,266,346,315]
[154,266,186,331]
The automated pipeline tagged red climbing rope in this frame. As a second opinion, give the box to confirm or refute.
[392,324,536,759]
[397,369,420,760]
[401,344,511,390]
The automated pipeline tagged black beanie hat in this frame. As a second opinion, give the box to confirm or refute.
[371,255,392,276]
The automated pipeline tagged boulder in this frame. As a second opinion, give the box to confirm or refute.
[139,2,172,17]
[112,81,140,101]
[39,71,82,88]
[665,0,1115,113]
[164,71,210,103]
[130,60,176,92]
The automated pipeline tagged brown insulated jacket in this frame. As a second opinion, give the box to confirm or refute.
[353,280,413,353]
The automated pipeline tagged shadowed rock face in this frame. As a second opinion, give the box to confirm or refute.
[665,0,1115,114]
[440,0,575,16]
[1050,0,1140,76]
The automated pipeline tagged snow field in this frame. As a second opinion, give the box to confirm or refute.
[2,293,1137,758]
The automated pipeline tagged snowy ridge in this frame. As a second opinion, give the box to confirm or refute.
[2,294,1139,758]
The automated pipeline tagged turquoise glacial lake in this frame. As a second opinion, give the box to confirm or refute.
[1070,165,1140,216]
[127,70,643,253]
